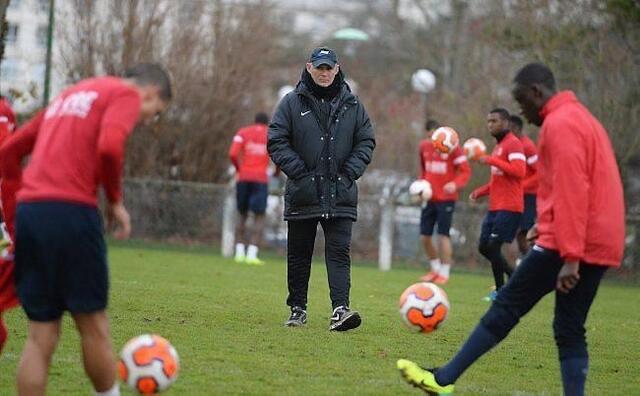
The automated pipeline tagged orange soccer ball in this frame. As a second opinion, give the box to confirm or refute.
[118,334,180,394]
[431,126,460,154]
[463,138,487,160]
[399,282,450,333]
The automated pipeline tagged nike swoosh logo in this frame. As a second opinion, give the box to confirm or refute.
[301,110,311,116]
[330,314,340,321]
[490,233,499,238]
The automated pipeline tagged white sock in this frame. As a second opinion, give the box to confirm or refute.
[429,259,441,273]
[235,243,245,258]
[439,263,451,278]
[247,244,259,260]
[95,383,120,396]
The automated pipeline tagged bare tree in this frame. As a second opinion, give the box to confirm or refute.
[57,0,285,182]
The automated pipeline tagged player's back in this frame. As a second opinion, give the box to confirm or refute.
[20,77,140,206]
[236,123,269,182]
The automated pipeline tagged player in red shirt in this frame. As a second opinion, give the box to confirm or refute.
[469,108,526,300]
[0,63,171,396]
[0,95,18,354]
[398,63,624,396]
[418,119,471,284]
[510,115,538,260]
[228,112,273,265]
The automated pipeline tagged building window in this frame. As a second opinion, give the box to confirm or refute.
[6,24,19,44]
[1,59,20,81]
[37,25,48,47]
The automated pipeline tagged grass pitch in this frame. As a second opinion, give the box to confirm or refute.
[0,243,638,395]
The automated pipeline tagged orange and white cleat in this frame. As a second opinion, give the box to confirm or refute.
[419,271,439,282]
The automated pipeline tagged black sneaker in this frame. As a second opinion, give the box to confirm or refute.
[329,306,361,331]
[284,306,307,327]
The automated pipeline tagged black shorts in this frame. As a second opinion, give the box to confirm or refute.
[236,181,268,215]
[519,194,537,232]
[15,202,108,322]
[479,210,522,244]
[420,201,455,236]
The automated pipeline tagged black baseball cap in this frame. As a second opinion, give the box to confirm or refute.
[309,47,338,68]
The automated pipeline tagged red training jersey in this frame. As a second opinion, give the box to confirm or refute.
[0,77,141,207]
[418,138,471,202]
[471,132,526,212]
[535,91,624,266]
[228,123,270,183]
[519,134,538,195]
[0,98,16,145]
[0,98,18,238]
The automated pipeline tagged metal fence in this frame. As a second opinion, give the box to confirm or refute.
[122,178,638,274]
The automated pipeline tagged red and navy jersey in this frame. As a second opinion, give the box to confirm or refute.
[0,77,141,207]
[418,138,470,202]
[228,123,270,183]
[536,91,624,266]
[472,132,526,212]
[519,134,538,195]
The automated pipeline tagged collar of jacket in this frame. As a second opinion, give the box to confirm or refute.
[539,90,578,120]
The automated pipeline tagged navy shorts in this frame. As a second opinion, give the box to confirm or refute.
[519,194,537,232]
[236,181,268,215]
[15,202,108,321]
[479,210,522,243]
[420,201,455,236]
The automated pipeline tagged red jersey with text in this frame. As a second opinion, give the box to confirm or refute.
[536,91,624,266]
[519,134,538,195]
[419,139,470,202]
[228,123,269,183]
[472,132,526,212]
[3,77,141,206]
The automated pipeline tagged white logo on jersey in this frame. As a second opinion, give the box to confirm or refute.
[491,166,504,175]
[245,141,267,156]
[424,160,448,175]
[45,91,99,120]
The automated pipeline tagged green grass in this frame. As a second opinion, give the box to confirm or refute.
[1,244,639,395]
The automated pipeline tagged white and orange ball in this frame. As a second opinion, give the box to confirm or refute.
[399,282,450,333]
[431,126,460,154]
[409,179,432,203]
[118,334,180,394]
[463,138,487,160]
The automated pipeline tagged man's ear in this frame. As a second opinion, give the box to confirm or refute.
[305,63,313,73]
[334,64,340,74]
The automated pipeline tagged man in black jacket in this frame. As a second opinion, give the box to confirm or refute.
[268,47,375,331]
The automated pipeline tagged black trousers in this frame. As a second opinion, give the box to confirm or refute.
[481,245,607,361]
[286,217,353,310]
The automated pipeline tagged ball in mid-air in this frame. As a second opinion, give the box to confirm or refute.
[463,138,487,160]
[431,126,460,154]
[409,179,433,203]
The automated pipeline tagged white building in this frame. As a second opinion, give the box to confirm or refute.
[1,0,52,112]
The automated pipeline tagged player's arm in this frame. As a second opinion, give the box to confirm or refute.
[548,123,589,263]
[228,133,242,171]
[98,89,141,239]
[267,95,308,180]
[340,102,375,181]
[482,154,526,178]
[470,183,490,200]
[452,151,471,188]
[0,111,43,182]
[522,152,539,190]
[0,111,44,238]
